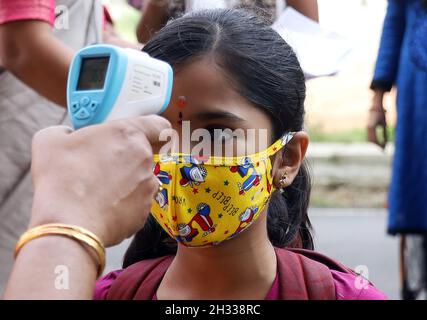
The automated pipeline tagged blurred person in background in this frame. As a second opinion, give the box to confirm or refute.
[129,0,318,44]
[0,0,136,297]
[368,0,427,300]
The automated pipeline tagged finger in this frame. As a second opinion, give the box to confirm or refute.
[114,115,172,145]
[383,124,388,148]
[150,174,162,199]
[32,125,74,150]
[126,174,160,230]
[35,125,74,137]
[367,127,380,146]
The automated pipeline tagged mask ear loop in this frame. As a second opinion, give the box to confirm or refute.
[278,142,289,194]
[264,132,297,157]
[268,132,296,194]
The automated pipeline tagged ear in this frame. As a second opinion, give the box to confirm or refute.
[271,131,309,189]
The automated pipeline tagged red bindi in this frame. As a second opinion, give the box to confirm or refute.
[177,96,187,109]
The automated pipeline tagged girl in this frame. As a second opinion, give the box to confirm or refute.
[95,9,386,300]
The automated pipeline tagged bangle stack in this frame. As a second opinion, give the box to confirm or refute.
[14,223,106,278]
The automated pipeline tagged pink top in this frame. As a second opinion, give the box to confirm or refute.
[0,0,56,25]
[0,1,109,29]
[94,269,387,300]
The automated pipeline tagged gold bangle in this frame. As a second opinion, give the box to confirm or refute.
[14,224,106,277]
[26,223,104,246]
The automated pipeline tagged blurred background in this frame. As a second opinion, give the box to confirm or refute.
[102,0,400,299]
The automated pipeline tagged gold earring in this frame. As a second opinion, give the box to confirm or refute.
[279,172,288,188]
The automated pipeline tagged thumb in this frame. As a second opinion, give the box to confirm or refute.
[120,115,172,144]
[32,125,74,153]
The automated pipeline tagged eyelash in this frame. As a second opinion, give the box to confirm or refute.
[205,126,235,142]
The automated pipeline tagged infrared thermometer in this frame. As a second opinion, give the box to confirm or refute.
[67,44,173,129]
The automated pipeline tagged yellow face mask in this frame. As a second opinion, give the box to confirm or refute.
[151,132,295,247]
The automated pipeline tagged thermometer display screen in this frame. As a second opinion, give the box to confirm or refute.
[77,56,110,90]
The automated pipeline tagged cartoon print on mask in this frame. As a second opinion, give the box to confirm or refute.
[230,157,262,195]
[237,172,262,195]
[266,178,273,194]
[183,155,210,164]
[230,206,259,238]
[163,223,174,235]
[230,157,253,177]
[176,203,216,243]
[150,132,296,248]
[155,189,169,209]
[154,163,172,184]
[249,169,274,201]
[180,163,208,187]
[153,163,172,209]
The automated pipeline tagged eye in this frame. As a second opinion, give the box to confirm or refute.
[205,126,235,142]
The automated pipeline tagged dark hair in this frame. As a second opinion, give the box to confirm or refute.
[123,8,313,268]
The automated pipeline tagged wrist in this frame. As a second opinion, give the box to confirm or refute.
[17,234,98,275]
[372,90,385,103]
[370,91,385,111]
[6,235,98,299]
[15,224,106,277]
[28,214,107,246]
[369,106,386,112]
[30,191,105,243]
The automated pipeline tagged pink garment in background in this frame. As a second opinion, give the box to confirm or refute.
[0,0,55,25]
[0,1,110,33]
[94,269,388,300]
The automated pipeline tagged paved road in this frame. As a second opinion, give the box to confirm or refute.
[310,208,399,300]
[105,208,400,300]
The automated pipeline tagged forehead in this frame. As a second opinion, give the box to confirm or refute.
[161,57,271,128]
[173,57,243,107]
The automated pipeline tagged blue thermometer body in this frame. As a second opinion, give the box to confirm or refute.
[67,44,173,129]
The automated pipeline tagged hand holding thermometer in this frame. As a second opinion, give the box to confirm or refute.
[67,44,173,129]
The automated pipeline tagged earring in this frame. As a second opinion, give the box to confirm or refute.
[279,172,288,189]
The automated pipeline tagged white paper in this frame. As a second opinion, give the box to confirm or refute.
[272,7,353,78]
[185,4,353,78]
[185,0,231,11]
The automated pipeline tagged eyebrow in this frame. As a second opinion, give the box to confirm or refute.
[194,111,246,123]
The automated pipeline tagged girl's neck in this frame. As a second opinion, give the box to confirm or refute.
[156,214,277,300]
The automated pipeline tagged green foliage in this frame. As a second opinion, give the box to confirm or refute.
[109,3,140,43]
[307,126,395,143]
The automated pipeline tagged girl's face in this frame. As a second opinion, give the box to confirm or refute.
[161,57,274,156]
[153,56,308,249]
[160,56,308,201]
